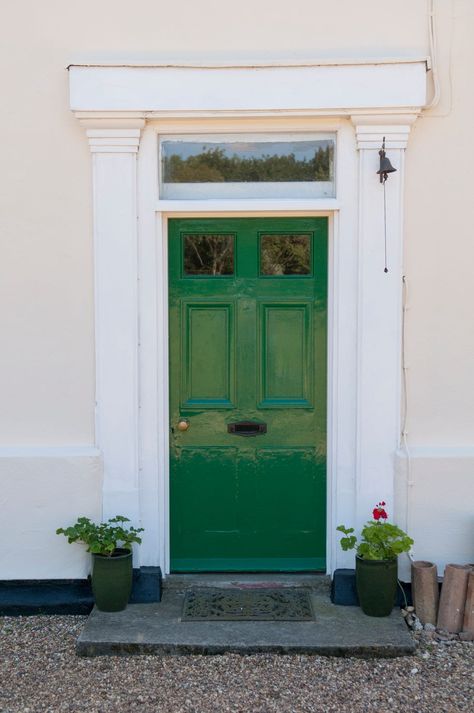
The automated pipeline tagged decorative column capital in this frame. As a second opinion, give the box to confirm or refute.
[77,118,145,153]
[351,114,417,150]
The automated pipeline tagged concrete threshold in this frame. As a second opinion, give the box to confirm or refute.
[163,572,331,592]
[77,577,415,658]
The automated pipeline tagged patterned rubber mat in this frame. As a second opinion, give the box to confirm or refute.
[182,588,314,621]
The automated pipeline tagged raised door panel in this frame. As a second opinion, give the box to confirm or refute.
[258,302,313,408]
[181,302,235,409]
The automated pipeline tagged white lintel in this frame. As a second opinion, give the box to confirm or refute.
[69,61,427,116]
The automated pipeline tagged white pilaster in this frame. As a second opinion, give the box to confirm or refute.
[82,119,145,530]
[351,115,415,530]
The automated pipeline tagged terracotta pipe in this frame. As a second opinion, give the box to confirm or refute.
[411,560,439,625]
[462,569,474,635]
[437,564,471,633]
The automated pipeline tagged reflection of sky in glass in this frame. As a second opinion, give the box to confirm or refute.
[163,140,332,161]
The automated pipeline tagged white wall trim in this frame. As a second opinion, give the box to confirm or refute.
[352,114,411,536]
[353,117,416,150]
[69,61,426,115]
[152,208,339,576]
[84,119,146,527]
[155,200,340,213]
[86,132,141,153]
[0,446,101,458]
[397,446,474,459]
[71,61,424,574]
[69,58,429,69]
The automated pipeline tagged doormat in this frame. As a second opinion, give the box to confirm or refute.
[182,588,313,621]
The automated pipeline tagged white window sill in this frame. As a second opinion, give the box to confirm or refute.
[155,199,340,213]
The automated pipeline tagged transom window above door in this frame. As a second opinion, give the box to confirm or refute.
[159,133,336,199]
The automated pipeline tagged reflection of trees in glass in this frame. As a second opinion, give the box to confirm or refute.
[164,144,333,183]
[184,234,234,275]
[261,235,311,275]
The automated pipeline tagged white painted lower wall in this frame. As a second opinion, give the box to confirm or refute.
[0,450,102,579]
[395,448,474,582]
[1,447,473,581]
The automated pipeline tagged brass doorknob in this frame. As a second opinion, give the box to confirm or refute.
[177,419,190,432]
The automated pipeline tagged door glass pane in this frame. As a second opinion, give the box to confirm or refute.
[160,133,335,199]
[260,234,311,276]
[183,234,234,276]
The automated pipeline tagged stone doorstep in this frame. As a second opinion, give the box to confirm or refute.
[76,587,415,658]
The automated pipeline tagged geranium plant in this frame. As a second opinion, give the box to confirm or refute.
[337,501,413,560]
[56,515,144,557]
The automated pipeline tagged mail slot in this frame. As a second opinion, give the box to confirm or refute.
[227,421,267,437]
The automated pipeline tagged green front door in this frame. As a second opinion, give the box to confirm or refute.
[169,217,327,571]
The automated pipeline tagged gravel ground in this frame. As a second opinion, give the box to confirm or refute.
[0,616,473,713]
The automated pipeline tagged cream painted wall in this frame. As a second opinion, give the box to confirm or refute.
[0,0,447,445]
[404,0,474,445]
[0,1,473,577]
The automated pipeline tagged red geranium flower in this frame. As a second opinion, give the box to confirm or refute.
[373,502,388,520]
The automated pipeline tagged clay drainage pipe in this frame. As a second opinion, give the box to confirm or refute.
[462,568,474,635]
[411,560,439,626]
[437,564,471,633]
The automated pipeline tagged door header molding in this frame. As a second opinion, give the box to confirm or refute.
[69,60,421,573]
[69,60,427,118]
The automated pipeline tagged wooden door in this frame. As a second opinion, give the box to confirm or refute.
[169,217,327,571]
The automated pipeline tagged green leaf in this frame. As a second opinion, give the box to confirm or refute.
[336,525,355,535]
[337,516,413,559]
[339,535,357,551]
[56,515,145,556]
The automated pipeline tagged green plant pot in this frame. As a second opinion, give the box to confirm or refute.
[355,555,398,617]
[91,548,133,612]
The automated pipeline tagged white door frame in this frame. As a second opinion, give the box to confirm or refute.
[70,60,425,574]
